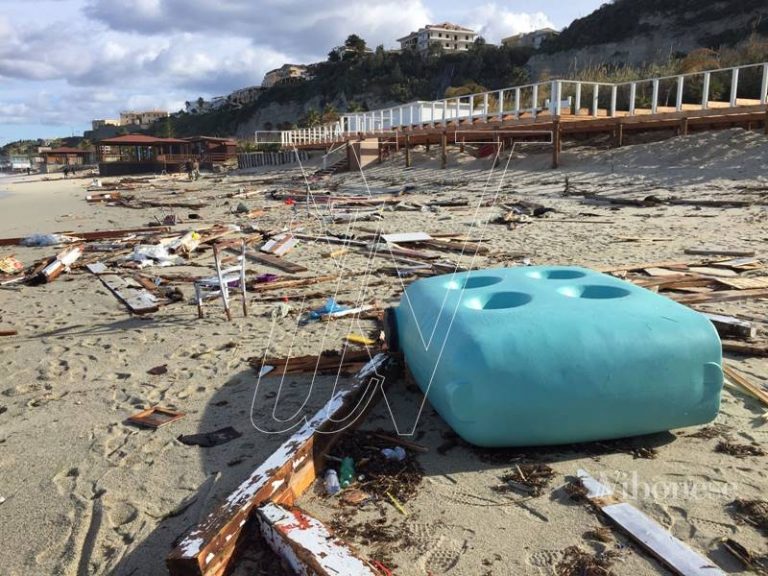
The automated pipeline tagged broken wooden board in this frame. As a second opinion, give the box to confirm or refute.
[701,313,756,340]
[684,248,756,257]
[671,288,768,305]
[722,364,768,406]
[687,266,739,278]
[256,504,379,576]
[577,469,726,576]
[166,353,390,576]
[717,276,768,290]
[722,341,768,357]
[0,226,171,246]
[245,251,307,273]
[599,261,692,274]
[126,407,185,428]
[248,274,340,293]
[381,232,432,244]
[96,274,159,314]
[261,234,298,257]
[249,350,372,375]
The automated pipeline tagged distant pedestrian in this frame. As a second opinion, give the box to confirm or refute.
[26,167,31,176]
[63,167,69,177]
[185,160,193,181]
[192,159,200,181]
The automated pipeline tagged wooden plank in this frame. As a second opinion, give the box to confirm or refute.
[256,504,378,576]
[722,341,768,357]
[166,354,390,576]
[577,470,726,576]
[381,232,432,243]
[701,313,756,340]
[686,266,738,278]
[671,288,768,305]
[603,503,726,576]
[722,364,768,406]
[598,261,692,274]
[97,274,159,314]
[718,276,768,290]
[245,251,307,273]
[684,248,756,257]
[0,226,171,246]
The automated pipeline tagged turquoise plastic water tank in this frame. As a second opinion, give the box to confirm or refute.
[394,266,723,447]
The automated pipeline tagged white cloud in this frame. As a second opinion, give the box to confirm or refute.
[471,4,556,43]
[85,0,432,53]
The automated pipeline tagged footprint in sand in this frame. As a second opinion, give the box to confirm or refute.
[526,548,565,569]
[405,522,475,574]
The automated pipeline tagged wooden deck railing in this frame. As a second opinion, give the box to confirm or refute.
[278,61,768,146]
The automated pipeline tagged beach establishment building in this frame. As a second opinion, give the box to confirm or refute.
[397,23,478,54]
[262,64,309,88]
[501,28,560,49]
[41,147,94,173]
[97,134,238,176]
[119,110,169,128]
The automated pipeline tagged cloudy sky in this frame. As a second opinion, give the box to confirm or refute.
[0,0,603,143]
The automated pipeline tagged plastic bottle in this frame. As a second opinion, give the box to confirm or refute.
[339,457,355,488]
[324,469,340,495]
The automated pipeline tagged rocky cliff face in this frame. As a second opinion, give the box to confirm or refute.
[528,8,766,78]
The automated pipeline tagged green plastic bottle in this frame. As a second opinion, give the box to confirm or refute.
[339,457,355,488]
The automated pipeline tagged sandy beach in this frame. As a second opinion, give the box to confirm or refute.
[0,129,766,576]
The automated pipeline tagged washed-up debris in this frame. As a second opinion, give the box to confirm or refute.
[729,499,768,533]
[249,349,372,376]
[20,233,80,247]
[166,231,201,255]
[721,538,768,575]
[555,546,618,576]
[126,406,185,428]
[178,426,242,448]
[126,244,184,268]
[147,365,168,376]
[0,256,24,275]
[686,424,731,439]
[345,334,376,346]
[0,330,17,337]
[584,526,614,543]
[381,232,432,244]
[715,441,765,458]
[576,469,727,576]
[340,488,373,506]
[261,233,298,256]
[493,463,555,497]
[330,430,424,504]
[723,364,768,406]
[257,504,380,576]
[308,298,349,320]
[28,244,83,284]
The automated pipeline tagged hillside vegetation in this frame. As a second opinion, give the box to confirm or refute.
[151,0,768,139]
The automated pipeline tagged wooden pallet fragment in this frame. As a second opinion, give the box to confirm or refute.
[166,354,390,576]
[577,469,726,576]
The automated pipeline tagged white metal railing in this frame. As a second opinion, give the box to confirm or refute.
[279,61,768,146]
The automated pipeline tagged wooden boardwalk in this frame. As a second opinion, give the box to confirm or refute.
[274,61,768,168]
